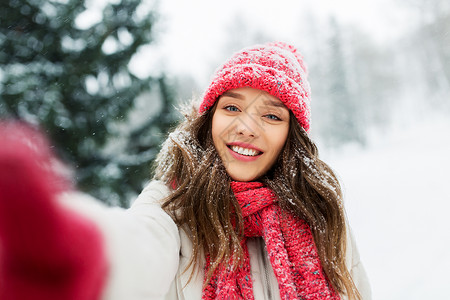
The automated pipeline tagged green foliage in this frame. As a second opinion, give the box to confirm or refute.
[0,0,179,207]
[310,18,364,147]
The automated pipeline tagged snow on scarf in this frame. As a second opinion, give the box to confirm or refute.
[202,181,340,300]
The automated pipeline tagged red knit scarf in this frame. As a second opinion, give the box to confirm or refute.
[202,181,341,300]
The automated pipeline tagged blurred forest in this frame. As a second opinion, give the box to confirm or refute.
[0,0,179,206]
[1,0,449,206]
[307,0,450,147]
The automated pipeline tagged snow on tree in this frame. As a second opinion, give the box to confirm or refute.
[0,0,179,207]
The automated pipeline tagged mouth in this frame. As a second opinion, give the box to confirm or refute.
[227,145,262,156]
[226,142,263,159]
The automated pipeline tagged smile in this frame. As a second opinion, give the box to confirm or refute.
[226,142,263,162]
[229,145,261,156]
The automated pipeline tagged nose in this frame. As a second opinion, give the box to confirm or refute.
[235,113,260,138]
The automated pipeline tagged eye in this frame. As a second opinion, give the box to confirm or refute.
[264,114,282,121]
[224,105,240,112]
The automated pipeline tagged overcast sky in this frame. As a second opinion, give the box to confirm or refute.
[78,0,415,86]
[131,0,414,86]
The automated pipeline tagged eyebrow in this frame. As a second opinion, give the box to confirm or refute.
[222,91,245,100]
[262,99,286,108]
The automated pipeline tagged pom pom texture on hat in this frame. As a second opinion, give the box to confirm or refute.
[200,42,312,132]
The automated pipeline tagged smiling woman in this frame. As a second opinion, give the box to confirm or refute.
[0,42,371,300]
[153,42,371,299]
[212,87,290,182]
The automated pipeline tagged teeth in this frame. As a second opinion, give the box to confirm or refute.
[230,145,259,156]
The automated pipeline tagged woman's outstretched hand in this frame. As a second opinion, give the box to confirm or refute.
[0,122,108,300]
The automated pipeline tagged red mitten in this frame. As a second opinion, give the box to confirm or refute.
[0,122,108,300]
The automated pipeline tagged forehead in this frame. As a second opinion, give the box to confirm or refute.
[220,87,288,110]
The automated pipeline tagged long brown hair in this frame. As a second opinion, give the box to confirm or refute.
[153,102,361,299]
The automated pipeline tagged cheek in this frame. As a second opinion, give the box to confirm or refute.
[272,126,289,148]
[211,116,219,142]
[268,127,289,160]
[211,114,226,150]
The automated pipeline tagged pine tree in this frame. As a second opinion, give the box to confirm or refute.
[0,0,178,207]
[320,17,363,147]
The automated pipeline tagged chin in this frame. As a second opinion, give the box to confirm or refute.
[228,172,260,182]
[232,177,253,182]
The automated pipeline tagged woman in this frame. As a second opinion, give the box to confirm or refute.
[0,42,371,299]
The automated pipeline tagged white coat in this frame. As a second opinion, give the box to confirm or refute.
[61,180,372,300]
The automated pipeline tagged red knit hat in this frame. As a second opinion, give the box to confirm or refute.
[199,42,312,132]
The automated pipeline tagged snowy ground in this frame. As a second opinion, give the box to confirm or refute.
[322,113,450,299]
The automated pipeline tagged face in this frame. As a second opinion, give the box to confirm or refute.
[211,87,290,182]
